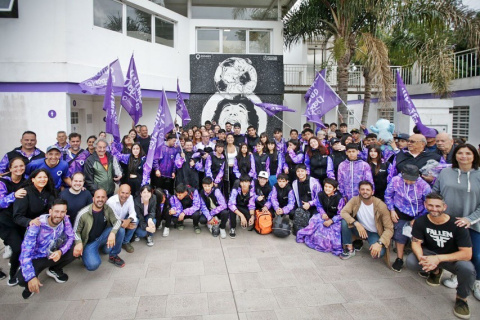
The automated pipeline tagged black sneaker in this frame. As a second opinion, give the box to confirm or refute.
[7,276,18,287]
[426,268,443,286]
[46,268,68,283]
[453,298,470,319]
[340,248,355,260]
[22,288,34,300]
[352,239,363,252]
[417,271,429,278]
[0,270,6,280]
[391,258,404,273]
[108,255,125,268]
[229,228,236,239]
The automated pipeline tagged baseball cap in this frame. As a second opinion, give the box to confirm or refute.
[258,171,269,179]
[396,133,409,141]
[330,138,341,145]
[402,164,420,181]
[46,145,61,153]
[350,128,360,134]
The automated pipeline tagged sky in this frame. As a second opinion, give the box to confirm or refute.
[463,0,480,11]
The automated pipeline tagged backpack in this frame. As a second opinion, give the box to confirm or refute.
[272,215,291,238]
[292,208,310,235]
[254,210,272,234]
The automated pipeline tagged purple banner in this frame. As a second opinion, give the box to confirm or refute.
[142,89,174,186]
[304,69,326,103]
[305,72,342,126]
[121,54,143,124]
[79,59,124,95]
[103,69,121,143]
[396,71,437,137]
[176,79,191,126]
[253,102,296,117]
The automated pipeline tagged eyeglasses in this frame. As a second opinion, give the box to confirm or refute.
[407,140,423,144]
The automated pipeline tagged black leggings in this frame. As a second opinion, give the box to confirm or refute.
[198,210,230,229]
[229,207,252,229]
[0,224,24,278]
[172,210,202,227]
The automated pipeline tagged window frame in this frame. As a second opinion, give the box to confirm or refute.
[196,28,272,54]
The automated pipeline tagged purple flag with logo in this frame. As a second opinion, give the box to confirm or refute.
[142,89,174,186]
[304,69,326,103]
[304,72,342,126]
[79,59,124,95]
[176,79,191,126]
[253,102,296,117]
[103,69,121,144]
[121,54,142,124]
[396,71,437,137]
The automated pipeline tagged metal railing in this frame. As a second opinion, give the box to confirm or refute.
[284,48,479,89]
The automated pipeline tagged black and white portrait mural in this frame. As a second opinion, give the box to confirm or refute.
[188,54,284,135]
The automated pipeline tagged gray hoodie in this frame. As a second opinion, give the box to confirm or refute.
[433,167,480,233]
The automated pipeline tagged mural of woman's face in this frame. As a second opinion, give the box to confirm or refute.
[218,103,249,133]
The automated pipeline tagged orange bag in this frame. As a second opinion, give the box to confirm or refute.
[254,210,272,234]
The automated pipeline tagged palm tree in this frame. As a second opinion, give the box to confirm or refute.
[284,0,394,122]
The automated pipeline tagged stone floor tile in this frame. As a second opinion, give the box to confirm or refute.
[226,258,262,273]
[356,278,410,300]
[108,278,140,298]
[230,273,265,291]
[332,281,373,302]
[200,274,232,292]
[234,289,278,313]
[291,267,324,285]
[17,300,69,320]
[109,262,147,279]
[245,310,278,320]
[67,279,114,300]
[315,304,354,320]
[136,277,175,296]
[343,300,391,320]
[202,259,228,275]
[0,303,29,320]
[257,271,297,289]
[257,257,285,272]
[271,286,308,308]
[247,245,279,258]
[405,294,457,319]
[175,276,201,294]
[278,255,316,270]
[203,314,238,320]
[34,279,79,302]
[146,261,173,278]
[380,297,429,319]
[144,248,178,263]
[135,295,168,319]
[61,299,99,320]
[176,248,202,262]
[300,283,346,306]
[207,291,236,315]
[165,293,209,317]
[171,261,205,277]
[223,246,251,259]
[90,296,140,320]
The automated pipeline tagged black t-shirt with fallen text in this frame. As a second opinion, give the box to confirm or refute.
[412,214,471,255]
[88,209,107,243]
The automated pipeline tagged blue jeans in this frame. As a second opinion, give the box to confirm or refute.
[123,227,136,244]
[135,219,157,238]
[269,175,277,187]
[341,219,386,258]
[470,229,480,280]
[82,227,125,271]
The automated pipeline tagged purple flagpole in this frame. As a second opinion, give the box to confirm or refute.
[79,59,124,95]
[176,79,191,126]
[396,71,437,137]
[121,54,143,124]
[142,88,174,186]
[103,69,121,144]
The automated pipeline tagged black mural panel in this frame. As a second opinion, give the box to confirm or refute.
[188,54,284,135]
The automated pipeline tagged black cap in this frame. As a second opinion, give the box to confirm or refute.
[396,133,409,141]
[330,138,341,145]
[350,128,360,134]
[402,164,420,181]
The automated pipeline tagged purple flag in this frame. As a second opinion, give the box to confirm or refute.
[103,69,121,143]
[253,102,296,117]
[79,59,124,95]
[304,73,342,126]
[142,89,174,186]
[304,69,326,103]
[176,79,191,126]
[396,71,437,137]
[121,54,142,124]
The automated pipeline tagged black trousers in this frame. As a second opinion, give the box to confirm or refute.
[199,210,230,229]
[157,208,173,228]
[229,207,252,229]
[16,248,76,289]
[0,222,24,278]
[172,210,202,227]
[152,175,175,195]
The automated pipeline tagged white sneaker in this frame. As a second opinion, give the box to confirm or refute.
[146,236,154,247]
[3,245,12,259]
[474,280,480,301]
[220,228,227,239]
[207,224,213,233]
[442,274,458,289]
[163,227,170,237]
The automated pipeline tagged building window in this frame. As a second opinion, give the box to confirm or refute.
[197,29,271,54]
[191,5,278,21]
[71,112,79,125]
[155,17,174,47]
[197,29,220,53]
[450,106,470,140]
[377,107,394,123]
[127,6,152,42]
[93,0,123,33]
[149,0,188,17]
[223,29,246,54]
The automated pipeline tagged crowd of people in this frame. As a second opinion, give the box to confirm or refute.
[0,120,479,319]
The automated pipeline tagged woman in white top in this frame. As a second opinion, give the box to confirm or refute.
[225,133,238,194]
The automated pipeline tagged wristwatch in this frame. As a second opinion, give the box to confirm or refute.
[377,241,384,247]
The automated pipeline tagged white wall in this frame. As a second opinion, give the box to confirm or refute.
[0,92,69,156]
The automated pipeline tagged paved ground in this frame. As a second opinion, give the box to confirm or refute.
[0,223,478,320]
